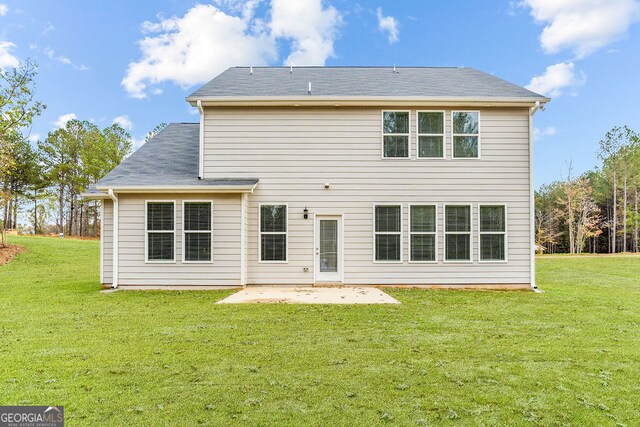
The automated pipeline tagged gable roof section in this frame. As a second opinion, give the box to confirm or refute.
[187,67,549,106]
[92,123,258,193]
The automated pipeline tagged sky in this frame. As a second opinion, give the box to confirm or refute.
[0,0,639,187]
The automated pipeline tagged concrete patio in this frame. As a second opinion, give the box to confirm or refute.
[217,286,400,304]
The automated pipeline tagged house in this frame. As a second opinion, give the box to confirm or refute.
[85,66,549,290]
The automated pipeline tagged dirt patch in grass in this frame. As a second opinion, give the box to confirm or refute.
[0,244,24,266]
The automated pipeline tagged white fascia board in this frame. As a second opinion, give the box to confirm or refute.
[187,95,550,108]
[94,184,257,194]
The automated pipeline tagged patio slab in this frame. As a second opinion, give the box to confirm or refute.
[217,286,400,304]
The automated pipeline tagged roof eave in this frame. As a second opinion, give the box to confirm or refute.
[90,183,258,196]
[187,95,550,108]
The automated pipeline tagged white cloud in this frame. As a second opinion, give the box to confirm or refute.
[44,47,90,71]
[28,133,40,143]
[112,115,133,130]
[270,0,342,65]
[42,23,54,36]
[533,126,557,140]
[376,7,399,44]
[123,0,343,98]
[0,4,8,16]
[521,0,640,58]
[54,113,77,128]
[122,4,276,99]
[0,41,19,68]
[526,62,585,97]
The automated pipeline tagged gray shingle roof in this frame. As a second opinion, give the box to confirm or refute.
[188,66,547,100]
[94,123,258,189]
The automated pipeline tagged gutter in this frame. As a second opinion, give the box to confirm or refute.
[187,95,550,108]
[197,100,204,179]
[529,100,544,292]
[108,189,119,289]
[94,184,257,193]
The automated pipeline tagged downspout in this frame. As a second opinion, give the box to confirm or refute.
[529,101,542,292]
[108,189,119,289]
[197,99,204,179]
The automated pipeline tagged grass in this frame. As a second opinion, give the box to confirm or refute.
[1,236,639,426]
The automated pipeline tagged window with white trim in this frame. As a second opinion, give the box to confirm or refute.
[260,204,287,262]
[382,111,410,158]
[374,205,402,262]
[146,201,175,262]
[452,111,479,158]
[183,201,212,262]
[479,205,506,261]
[417,111,445,158]
[445,205,471,261]
[410,205,437,262]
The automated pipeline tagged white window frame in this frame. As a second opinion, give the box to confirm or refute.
[144,200,176,264]
[258,203,289,263]
[182,200,214,264]
[381,110,411,159]
[444,203,473,263]
[451,111,481,159]
[416,110,446,159]
[408,204,438,263]
[372,203,403,263]
[478,203,508,263]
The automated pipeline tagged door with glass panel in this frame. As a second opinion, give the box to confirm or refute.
[315,215,343,282]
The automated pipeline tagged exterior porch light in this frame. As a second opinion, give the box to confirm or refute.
[303,207,309,219]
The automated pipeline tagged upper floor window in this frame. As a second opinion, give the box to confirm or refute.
[183,201,212,262]
[417,111,445,158]
[382,111,410,158]
[452,111,480,158]
[479,204,507,262]
[445,204,472,262]
[146,201,175,262]
[374,204,402,262]
[260,204,287,262]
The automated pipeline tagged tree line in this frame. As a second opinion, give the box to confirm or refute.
[536,126,640,253]
[1,61,132,246]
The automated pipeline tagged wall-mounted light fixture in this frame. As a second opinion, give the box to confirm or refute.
[303,207,309,219]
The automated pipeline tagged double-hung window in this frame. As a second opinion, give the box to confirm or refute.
[146,201,175,262]
[260,204,287,262]
[382,111,410,158]
[479,204,507,262]
[374,204,402,262]
[452,111,480,158]
[409,205,437,262]
[417,111,445,158]
[444,204,472,262]
[183,201,212,262]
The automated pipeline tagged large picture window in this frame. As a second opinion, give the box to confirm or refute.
[409,204,437,262]
[374,204,402,262]
[452,111,479,158]
[183,201,212,262]
[260,204,287,262]
[382,111,410,158]
[479,204,507,262]
[146,201,175,262]
[417,111,445,158]
[445,204,472,262]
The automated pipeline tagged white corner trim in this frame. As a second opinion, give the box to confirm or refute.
[197,99,204,179]
[107,189,119,288]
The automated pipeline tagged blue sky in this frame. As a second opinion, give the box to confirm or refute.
[1,0,639,187]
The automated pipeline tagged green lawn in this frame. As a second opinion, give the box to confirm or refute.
[1,236,639,426]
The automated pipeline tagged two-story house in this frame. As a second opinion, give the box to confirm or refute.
[86,67,548,290]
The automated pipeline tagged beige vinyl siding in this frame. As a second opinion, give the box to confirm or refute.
[112,193,241,286]
[102,199,113,284]
[204,106,531,285]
